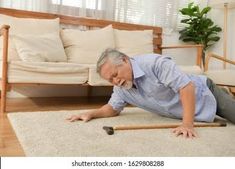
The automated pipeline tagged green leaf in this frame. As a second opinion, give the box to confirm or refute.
[180,19,190,23]
[180,8,195,16]
[207,36,220,41]
[188,2,194,8]
[200,7,211,16]
[203,18,213,27]
[211,26,222,32]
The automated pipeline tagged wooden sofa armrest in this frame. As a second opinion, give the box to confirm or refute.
[205,53,235,71]
[159,44,203,67]
[160,44,203,49]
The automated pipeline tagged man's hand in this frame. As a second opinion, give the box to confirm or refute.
[66,113,92,122]
[172,124,198,138]
[66,104,119,123]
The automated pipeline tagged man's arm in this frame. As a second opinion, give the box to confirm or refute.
[172,82,198,138]
[180,82,195,127]
[66,104,119,122]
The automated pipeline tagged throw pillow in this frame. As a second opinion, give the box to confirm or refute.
[13,33,67,62]
[61,25,115,64]
[0,14,60,61]
[114,29,153,57]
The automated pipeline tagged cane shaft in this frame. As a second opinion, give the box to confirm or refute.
[114,122,226,131]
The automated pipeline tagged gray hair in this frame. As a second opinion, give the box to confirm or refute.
[96,48,129,74]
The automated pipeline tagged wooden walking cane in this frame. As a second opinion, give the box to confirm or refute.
[103,121,227,135]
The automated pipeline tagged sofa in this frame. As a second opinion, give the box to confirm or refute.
[0,7,203,113]
[204,52,235,94]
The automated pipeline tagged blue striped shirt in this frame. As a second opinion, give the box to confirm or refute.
[108,54,217,122]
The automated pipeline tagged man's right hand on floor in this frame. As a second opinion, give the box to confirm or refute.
[66,113,92,122]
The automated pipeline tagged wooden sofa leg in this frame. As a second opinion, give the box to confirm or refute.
[0,83,7,115]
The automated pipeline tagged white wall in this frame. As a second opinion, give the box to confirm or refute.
[162,32,198,66]
[207,8,235,69]
[5,8,235,98]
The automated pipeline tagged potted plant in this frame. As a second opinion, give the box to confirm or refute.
[179,2,222,67]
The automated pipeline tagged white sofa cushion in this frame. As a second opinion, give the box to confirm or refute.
[61,25,115,64]
[0,14,60,61]
[179,65,203,75]
[13,34,67,62]
[205,69,235,86]
[6,61,88,84]
[86,64,112,86]
[114,29,153,57]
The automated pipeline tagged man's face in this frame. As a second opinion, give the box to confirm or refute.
[100,58,133,89]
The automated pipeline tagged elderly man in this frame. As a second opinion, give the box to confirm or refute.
[67,48,235,138]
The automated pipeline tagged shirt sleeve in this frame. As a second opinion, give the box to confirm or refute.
[108,87,127,113]
[153,56,191,92]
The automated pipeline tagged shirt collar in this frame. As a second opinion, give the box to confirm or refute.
[130,58,145,80]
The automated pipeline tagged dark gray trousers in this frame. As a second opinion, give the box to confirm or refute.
[206,78,235,124]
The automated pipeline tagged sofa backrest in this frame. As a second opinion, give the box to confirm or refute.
[0,7,163,54]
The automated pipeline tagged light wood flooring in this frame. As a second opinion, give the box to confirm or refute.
[0,96,109,156]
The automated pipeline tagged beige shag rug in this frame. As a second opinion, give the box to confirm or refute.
[7,107,235,157]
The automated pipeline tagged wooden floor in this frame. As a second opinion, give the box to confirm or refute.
[0,96,109,156]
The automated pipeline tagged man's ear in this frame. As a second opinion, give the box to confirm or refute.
[122,57,128,63]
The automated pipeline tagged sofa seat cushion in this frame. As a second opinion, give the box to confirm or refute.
[85,64,112,86]
[178,65,203,75]
[205,69,235,86]
[6,61,88,84]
